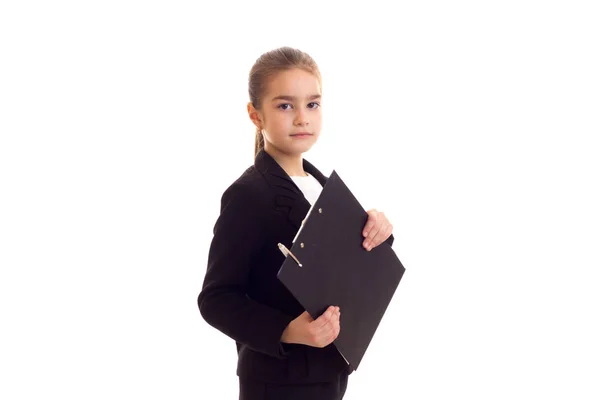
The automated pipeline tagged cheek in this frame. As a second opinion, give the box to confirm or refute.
[264,117,288,139]
[268,114,289,130]
[313,112,322,125]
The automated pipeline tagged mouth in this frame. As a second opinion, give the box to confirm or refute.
[290,132,313,137]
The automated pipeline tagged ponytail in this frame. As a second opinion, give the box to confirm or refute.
[254,127,265,159]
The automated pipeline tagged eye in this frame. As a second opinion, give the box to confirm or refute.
[308,102,320,109]
[278,103,292,110]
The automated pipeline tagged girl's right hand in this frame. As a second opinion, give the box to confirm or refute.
[281,306,341,348]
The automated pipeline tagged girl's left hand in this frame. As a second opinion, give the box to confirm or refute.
[362,209,393,251]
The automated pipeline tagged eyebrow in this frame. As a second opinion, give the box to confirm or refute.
[271,94,321,102]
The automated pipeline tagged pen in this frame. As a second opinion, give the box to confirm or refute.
[277,243,302,267]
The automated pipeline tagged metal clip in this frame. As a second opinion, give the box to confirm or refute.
[277,243,302,267]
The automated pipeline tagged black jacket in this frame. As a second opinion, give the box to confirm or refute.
[197,148,393,383]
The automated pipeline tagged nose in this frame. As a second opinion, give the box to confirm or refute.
[294,109,309,126]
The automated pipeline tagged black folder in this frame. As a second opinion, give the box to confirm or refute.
[277,170,406,372]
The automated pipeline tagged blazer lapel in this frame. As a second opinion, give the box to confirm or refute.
[254,148,328,230]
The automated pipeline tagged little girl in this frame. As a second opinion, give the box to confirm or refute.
[198,46,394,400]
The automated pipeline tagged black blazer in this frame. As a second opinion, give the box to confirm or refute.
[197,148,394,384]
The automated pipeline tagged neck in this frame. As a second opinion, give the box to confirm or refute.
[264,145,307,177]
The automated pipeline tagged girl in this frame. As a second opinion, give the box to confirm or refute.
[198,46,394,400]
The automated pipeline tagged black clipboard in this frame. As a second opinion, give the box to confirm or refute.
[277,170,406,371]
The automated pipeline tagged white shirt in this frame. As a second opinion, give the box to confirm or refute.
[290,173,323,206]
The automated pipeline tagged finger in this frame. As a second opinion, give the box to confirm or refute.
[324,307,340,327]
[323,316,338,336]
[330,309,339,324]
[326,310,339,334]
[333,320,341,339]
[384,223,393,242]
[370,221,391,249]
[329,318,341,343]
[312,306,335,329]
[364,223,382,250]
[317,307,340,337]
[365,212,388,248]
[312,313,330,331]
[324,315,340,341]
[314,319,337,346]
[366,212,384,241]
[362,210,378,238]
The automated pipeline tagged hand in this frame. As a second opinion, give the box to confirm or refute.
[362,209,393,251]
[281,306,341,348]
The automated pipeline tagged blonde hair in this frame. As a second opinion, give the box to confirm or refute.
[248,47,322,159]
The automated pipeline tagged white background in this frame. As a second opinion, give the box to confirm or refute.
[1,1,599,399]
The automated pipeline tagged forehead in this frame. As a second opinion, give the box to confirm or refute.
[266,68,321,98]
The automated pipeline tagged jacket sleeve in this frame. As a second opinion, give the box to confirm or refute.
[198,182,295,359]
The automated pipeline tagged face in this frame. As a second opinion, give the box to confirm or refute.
[249,68,322,157]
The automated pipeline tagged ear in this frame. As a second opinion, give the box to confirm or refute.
[247,102,263,130]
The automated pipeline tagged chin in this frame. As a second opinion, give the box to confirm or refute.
[296,142,316,153]
[270,138,318,156]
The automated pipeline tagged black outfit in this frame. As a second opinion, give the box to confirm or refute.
[197,149,393,399]
[239,371,348,400]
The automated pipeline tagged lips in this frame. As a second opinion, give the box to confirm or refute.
[291,132,312,136]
